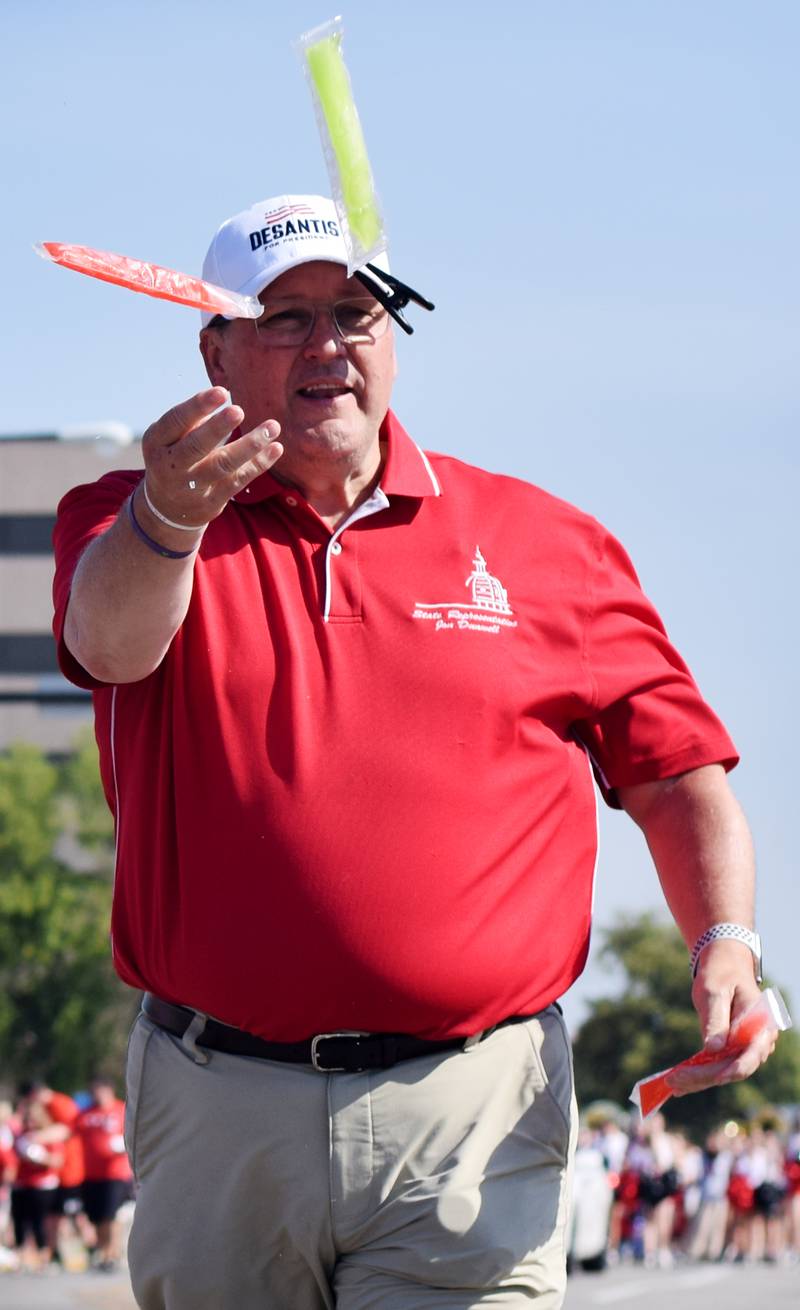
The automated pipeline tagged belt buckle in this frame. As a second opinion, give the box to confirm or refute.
[310,1030,371,1072]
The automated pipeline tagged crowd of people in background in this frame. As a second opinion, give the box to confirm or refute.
[1,1075,798,1279]
[0,1077,133,1275]
[586,1108,800,1268]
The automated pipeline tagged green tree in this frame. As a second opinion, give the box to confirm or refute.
[60,729,115,855]
[0,737,136,1094]
[572,913,800,1137]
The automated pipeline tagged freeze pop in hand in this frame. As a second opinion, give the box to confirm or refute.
[297,16,386,274]
[35,242,262,319]
[630,988,791,1118]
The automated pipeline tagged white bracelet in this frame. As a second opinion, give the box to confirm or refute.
[142,480,205,533]
[690,923,762,982]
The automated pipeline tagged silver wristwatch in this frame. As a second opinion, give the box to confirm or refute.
[690,923,763,983]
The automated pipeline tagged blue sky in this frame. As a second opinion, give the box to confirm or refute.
[3,1,798,1033]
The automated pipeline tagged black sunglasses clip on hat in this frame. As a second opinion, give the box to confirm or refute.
[355,264,435,336]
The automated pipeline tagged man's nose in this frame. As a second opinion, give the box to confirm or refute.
[303,307,346,357]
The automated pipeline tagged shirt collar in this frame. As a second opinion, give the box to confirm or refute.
[232,409,441,506]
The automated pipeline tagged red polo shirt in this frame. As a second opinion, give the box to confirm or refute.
[53,412,737,1040]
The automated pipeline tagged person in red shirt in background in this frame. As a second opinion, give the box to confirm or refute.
[11,1099,63,1270]
[45,1088,94,1269]
[15,1082,87,1266]
[76,1077,133,1272]
[0,1100,18,1267]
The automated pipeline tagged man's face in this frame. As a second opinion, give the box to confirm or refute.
[200,261,396,482]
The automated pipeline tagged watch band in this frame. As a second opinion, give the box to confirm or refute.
[690,923,763,983]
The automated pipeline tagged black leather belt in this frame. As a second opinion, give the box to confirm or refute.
[142,993,531,1073]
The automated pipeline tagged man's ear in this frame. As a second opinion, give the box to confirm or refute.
[199,328,228,386]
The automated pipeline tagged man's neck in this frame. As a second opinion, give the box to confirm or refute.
[272,445,384,531]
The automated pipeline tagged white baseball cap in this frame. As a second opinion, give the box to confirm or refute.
[200,194,391,327]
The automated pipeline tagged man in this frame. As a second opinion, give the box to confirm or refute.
[53,194,773,1310]
[75,1076,133,1272]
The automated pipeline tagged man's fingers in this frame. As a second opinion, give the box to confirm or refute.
[694,978,737,1051]
[212,420,283,472]
[667,1025,776,1097]
[143,387,233,450]
[175,404,246,467]
[207,422,284,491]
[160,421,283,524]
[667,1056,735,1096]
[139,394,283,530]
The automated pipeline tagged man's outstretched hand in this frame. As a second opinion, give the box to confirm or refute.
[141,387,283,530]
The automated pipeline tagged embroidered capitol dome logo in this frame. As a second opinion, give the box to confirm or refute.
[411,547,517,635]
[465,546,512,615]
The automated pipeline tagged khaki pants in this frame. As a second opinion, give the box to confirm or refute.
[125,1006,577,1309]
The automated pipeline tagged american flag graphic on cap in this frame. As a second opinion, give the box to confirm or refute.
[262,203,316,225]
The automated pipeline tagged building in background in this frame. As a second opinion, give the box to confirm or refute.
[0,426,142,753]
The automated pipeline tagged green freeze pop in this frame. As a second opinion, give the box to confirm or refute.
[303,25,384,268]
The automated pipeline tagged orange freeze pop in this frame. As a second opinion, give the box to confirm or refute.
[35,242,261,319]
[632,988,791,1118]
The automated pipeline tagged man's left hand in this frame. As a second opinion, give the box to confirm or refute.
[667,938,776,1096]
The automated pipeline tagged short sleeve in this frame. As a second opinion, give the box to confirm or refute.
[573,525,738,807]
[52,470,142,689]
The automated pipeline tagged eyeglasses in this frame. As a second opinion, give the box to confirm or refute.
[253,296,390,346]
[207,269,435,338]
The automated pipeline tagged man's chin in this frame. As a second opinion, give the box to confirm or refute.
[290,418,366,455]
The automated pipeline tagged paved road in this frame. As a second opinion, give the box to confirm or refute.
[0,1268,136,1309]
[565,1260,799,1308]
[2,1261,797,1308]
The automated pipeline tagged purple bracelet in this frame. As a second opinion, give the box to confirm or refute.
[127,493,200,560]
